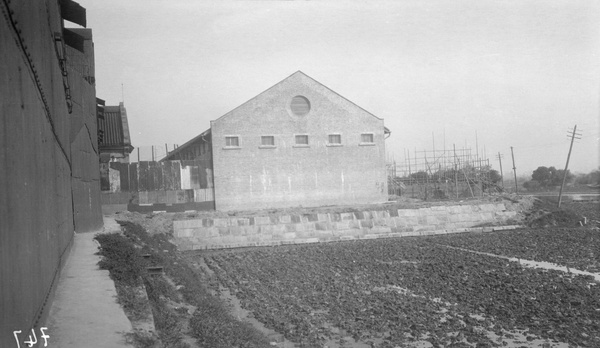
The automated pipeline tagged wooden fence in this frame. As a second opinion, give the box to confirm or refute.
[100,160,214,206]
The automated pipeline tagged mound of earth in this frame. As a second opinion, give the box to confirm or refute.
[528,209,585,228]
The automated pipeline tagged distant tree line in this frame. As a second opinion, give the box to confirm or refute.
[523,166,599,191]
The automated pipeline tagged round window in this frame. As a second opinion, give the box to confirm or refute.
[290,96,311,116]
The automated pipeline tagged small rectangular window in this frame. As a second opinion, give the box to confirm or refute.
[361,133,374,143]
[261,136,275,146]
[225,136,239,147]
[328,134,341,144]
[295,135,309,145]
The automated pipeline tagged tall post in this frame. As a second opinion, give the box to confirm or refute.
[453,144,458,199]
[152,145,155,162]
[558,125,581,208]
[497,152,504,187]
[137,147,140,163]
[510,146,518,194]
[165,143,168,158]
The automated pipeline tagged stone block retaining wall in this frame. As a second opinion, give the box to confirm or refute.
[173,203,520,250]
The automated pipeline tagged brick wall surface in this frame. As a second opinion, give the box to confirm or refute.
[211,72,388,211]
[173,203,520,250]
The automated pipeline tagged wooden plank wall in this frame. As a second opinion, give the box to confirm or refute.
[107,159,212,193]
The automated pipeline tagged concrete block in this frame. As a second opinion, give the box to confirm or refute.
[317,213,330,221]
[175,228,194,238]
[192,228,214,239]
[361,234,379,239]
[479,204,496,212]
[315,221,331,230]
[393,217,407,227]
[330,213,341,222]
[272,225,288,234]
[340,212,355,220]
[425,215,440,225]
[388,209,399,217]
[494,203,506,211]
[370,226,392,234]
[431,205,447,211]
[348,220,360,229]
[202,219,214,227]
[174,219,204,229]
[460,205,473,213]
[229,226,242,236]
[436,215,449,223]
[291,215,302,223]
[213,218,229,227]
[295,231,317,239]
[333,221,351,230]
[306,213,319,222]
[253,216,271,225]
[279,215,292,224]
[304,222,316,231]
[373,218,388,226]
[217,226,230,235]
[283,232,296,239]
[339,235,356,241]
[237,218,250,226]
[397,209,417,217]
[360,219,374,228]
[446,205,462,214]
[206,228,220,237]
[480,212,494,221]
[259,225,273,234]
[418,208,432,215]
[448,214,462,223]
[384,218,398,227]
[242,226,259,235]
[353,211,365,219]
[285,224,297,232]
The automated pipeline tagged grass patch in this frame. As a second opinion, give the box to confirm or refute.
[95,233,145,286]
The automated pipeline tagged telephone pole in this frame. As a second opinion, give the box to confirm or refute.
[510,147,518,194]
[558,125,582,208]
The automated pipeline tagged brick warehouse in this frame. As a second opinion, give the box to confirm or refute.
[164,71,390,211]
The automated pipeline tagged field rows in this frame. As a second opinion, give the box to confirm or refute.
[203,231,600,347]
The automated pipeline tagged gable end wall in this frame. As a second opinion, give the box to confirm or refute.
[211,73,387,211]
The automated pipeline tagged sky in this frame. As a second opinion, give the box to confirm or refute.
[70,0,600,176]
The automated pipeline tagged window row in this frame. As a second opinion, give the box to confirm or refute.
[224,133,375,148]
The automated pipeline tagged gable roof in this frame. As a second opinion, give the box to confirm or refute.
[213,70,384,123]
[161,128,211,161]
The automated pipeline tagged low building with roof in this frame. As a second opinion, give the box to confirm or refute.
[98,102,133,191]
[163,71,390,211]
[98,102,134,162]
